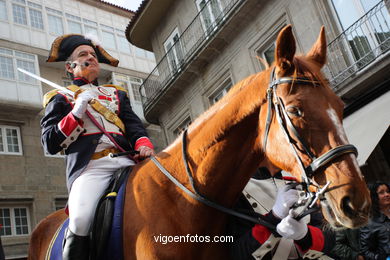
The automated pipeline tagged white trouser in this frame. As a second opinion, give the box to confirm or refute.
[68,153,134,236]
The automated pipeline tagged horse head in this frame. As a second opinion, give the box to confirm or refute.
[260,25,371,228]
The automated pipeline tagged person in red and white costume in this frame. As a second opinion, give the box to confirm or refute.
[227,168,336,260]
[41,34,154,260]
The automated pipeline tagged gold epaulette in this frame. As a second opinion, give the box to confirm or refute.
[43,89,59,108]
[103,84,129,96]
[42,85,80,108]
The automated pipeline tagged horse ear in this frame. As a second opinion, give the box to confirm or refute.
[306,26,327,67]
[275,25,296,73]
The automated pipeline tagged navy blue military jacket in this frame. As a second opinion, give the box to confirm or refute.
[41,78,151,190]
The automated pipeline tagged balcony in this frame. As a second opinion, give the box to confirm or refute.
[139,0,246,123]
[326,0,390,89]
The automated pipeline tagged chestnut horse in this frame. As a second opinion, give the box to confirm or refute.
[28,25,371,259]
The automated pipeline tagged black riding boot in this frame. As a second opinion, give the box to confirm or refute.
[62,229,89,260]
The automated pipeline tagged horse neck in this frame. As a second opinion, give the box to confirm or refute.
[175,71,269,207]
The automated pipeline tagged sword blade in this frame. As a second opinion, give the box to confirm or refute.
[17,68,74,96]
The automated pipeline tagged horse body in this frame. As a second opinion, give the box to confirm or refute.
[28,25,371,259]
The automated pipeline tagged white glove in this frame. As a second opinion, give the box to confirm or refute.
[272,184,299,219]
[71,90,95,119]
[276,210,308,240]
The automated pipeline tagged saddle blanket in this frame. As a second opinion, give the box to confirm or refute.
[46,180,126,260]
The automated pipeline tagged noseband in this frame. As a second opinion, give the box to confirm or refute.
[263,68,358,185]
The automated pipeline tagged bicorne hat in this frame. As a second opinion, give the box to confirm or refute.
[46,34,119,67]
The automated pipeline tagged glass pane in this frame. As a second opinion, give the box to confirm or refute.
[0,56,15,79]
[101,31,116,50]
[131,83,141,101]
[84,26,98,36]
[6,128,20,153]
[0,129,3,152]
[118,36,131,54]
[68,20,82,34]
[0,209,11,236]
[332,0,362,30]
[135,47,146,58]
[12,4,27,25]
[29,8,43,29]
[210,0,222,22]
[263,44,275,66]
[17,59,36,83]
[14,208,28,235]
[0,0,7,20]
[361,0,381,12]
[48,14,63,35]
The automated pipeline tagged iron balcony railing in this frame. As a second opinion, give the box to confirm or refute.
[140,0,245,110]
[327,0,390,88]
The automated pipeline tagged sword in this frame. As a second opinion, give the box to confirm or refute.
[17,68,74,96]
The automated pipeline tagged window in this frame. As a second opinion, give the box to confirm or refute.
[256,41,276,70]
[196,0,223,34]
[164,28,184,73]
[101,30,116,50]
[0,47,38,83]
[130,77,142,102]
[11,1,43,29]
[66,13,82,34]
[29,8,43,29]
[0,55,15,79]
[117,36,131,54]
[0,0,8,20]
[28,2,43,29]
[210,78,233,104]
[0,125,23,155]
[55,198,67,211]
[15,51,36,83]
[0,207,30,236]
[135,47,146,58]
[12,3,27,25]
[84,25,98,36]
[46,8,63,35]
[173,117,192,137]
[68,20,82,34]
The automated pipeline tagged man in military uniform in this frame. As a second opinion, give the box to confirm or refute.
[41,34,155,260]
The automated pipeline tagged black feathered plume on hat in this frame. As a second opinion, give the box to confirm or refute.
[46,34,119,67]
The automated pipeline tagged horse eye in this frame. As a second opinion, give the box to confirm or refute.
[286,106,302,117]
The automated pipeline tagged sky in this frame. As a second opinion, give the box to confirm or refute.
[103,0,143,12]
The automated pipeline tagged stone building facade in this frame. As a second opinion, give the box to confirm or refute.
[127,0,389,181]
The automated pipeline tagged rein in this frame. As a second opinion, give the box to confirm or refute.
[151,139,276,229]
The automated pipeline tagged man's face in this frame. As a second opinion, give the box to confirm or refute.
[66,45,100,81]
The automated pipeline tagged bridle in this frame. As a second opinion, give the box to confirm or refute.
[263,67,358,186]
[149,67,358,228]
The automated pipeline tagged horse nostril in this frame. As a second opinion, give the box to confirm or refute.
[341,196,356,217]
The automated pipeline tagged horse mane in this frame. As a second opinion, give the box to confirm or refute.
[164,55,328,156]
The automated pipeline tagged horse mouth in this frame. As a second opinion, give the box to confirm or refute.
[320,195,369,229]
